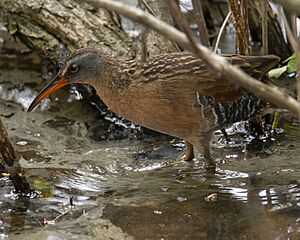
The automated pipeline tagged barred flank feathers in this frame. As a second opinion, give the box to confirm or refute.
[196,93,267,126]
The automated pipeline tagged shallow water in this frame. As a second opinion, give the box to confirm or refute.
[0,43,299,240]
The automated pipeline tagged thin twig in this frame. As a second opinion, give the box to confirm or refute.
[168,0,201,54]
[140,0,156,16]
[214,11,231,53]
[84,0,300,117]
[262,0,268,55]
[191,0,210,47]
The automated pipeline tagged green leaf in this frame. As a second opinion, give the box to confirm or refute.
[287,54,297,73]
[283,53,295,63]
[268,66,287,78]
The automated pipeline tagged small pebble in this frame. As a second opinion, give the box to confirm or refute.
[159,187,169,192]
[153,210,162,215]
[176,196,187,202]
[16,141,28,146]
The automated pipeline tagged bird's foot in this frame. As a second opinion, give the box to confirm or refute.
[204,158,216,173]
[221,128,231,142]
[180,151,195,161]
[204,164,216,173]
[180,141,194,161]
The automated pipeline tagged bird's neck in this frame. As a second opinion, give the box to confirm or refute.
[99,55,131,90]
[93,57,133,115]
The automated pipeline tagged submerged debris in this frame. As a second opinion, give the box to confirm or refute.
[205,193,218,202]
[0,118,31,193]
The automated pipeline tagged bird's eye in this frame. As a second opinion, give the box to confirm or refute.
[69,64,79,73]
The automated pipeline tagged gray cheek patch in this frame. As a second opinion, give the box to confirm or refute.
[76,53,102,77]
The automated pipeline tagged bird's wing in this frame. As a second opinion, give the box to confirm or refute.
[134,53,280,104]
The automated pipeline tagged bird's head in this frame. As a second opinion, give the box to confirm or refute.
[28,48,105,112]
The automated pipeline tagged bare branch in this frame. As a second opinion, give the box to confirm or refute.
[191,0,210,47]
[84,0,300,117]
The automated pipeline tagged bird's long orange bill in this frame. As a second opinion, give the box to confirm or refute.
[27,75,67,112]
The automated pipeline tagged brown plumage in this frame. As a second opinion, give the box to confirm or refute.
[28,49,280,168]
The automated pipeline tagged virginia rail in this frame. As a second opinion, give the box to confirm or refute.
[28,49,280,168]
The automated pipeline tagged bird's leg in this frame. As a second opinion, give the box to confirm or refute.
[221,128,230,142]
[181,140,195,161]
[202,149,215,169]
[192,132,216,169]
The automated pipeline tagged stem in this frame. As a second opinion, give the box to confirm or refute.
[262,0,268,55]
[241,0,250,54]
[140,0,156,16]
[227,0,250,55]
[214,11,231,53]
[191,0,210,47]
